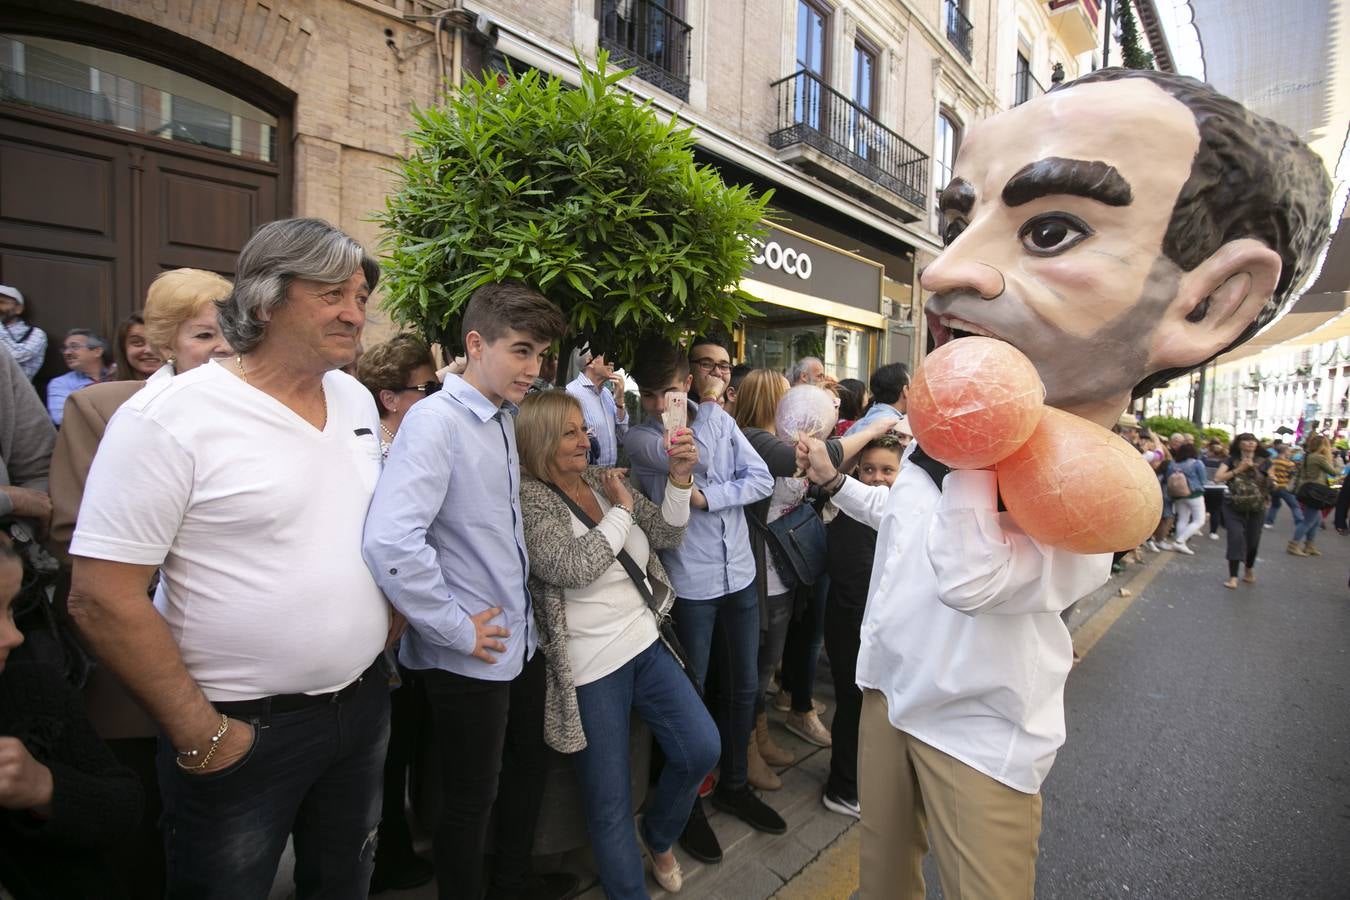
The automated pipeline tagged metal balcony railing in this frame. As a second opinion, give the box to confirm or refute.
[769,69,929,209]
[1013,68,1046,106]
[599,0,691,102]
[944,0,974,62]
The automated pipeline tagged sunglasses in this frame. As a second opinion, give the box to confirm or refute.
[398,381,442,395]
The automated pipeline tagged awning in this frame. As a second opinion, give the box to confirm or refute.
[1216,209,1350,364]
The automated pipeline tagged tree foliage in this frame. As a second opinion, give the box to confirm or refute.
[1143,415,1202,440]
[1118,0,1156,70]
[376,53,772,361]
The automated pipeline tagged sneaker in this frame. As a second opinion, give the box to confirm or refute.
[771,688,792,713]
[821,789,861,820]
[1144,539,1160,552]
[710,784,786,834]
[1209,532,1221,541]
[1173,542,1195,555]
[784,709,832,747]
[678,798,722,864]
[1263,523,1274,529]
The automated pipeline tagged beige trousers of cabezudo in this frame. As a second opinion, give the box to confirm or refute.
[858,689,1042,900]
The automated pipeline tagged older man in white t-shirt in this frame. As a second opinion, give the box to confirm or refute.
[68,219,396,900]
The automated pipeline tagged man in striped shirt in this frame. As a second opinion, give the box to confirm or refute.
[566,347,628,466]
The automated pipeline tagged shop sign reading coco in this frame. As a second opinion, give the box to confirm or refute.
[750,233,813,279]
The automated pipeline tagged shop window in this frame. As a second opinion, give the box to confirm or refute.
[0,34,277,162]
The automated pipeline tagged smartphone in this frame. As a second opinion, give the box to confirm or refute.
[662,390,687,438]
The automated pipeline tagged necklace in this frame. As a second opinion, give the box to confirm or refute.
[380,423,396,444]
[236,354,327,421]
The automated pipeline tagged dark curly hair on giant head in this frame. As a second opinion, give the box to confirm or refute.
[1058,69,1332,399]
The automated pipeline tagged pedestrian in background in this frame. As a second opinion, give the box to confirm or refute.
[46,329,111,426]
[112,314,163,381]
[0,285,47,382]
[844,363,908,437]
[1215,433,1271,589]
[567,346,629,467]
[625,337,779,863]
[1288,433,1337,557]
[1264,444,1303,530]
[1164,442,1207,553]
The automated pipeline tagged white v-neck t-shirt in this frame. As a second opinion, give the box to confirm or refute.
[71,360,390,702]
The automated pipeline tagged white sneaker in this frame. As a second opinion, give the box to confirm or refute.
[1209,532,1221,541]
[822,790,861,820]
[1157,540,1178,551]
[1174,542,1195,555]
[1263,523,1273,530]
[1144,539,1161,552]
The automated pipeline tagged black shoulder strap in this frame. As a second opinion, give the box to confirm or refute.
[908,445,950,490]
[543,480,653,605]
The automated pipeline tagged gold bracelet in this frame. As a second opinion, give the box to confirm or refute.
[175,714,229,771]
[667,474,694,490]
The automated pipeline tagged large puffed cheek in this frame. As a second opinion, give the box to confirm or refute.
[996,407,1162,554]
[908,337,1045,469]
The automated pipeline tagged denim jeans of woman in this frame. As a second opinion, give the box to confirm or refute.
[1292,503,1323,543]
[1265,488,1304,527]
[572,640,720,899]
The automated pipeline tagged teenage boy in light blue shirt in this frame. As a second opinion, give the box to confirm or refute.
[364,282,571,900]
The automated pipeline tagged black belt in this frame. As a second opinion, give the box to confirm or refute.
[213,659,381,718]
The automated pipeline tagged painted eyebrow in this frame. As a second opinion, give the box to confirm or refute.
[1001,157,1133,208]
[938,177,976,215]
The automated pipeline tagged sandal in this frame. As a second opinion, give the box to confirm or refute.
[1223,577,1238,590]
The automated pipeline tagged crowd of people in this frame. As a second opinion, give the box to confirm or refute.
[1112,419,1346,591]
[0,219,926,900]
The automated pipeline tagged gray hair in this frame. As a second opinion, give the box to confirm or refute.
[218,218,380,353]
[64,328,106,350]
[788,356,823,385]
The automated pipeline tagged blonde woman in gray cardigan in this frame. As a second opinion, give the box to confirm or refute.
[517,390,717,898]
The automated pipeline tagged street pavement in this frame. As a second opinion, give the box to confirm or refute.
[275,523,1349,900]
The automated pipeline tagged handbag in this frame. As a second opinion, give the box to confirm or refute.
[1294,460,1336,510]
[753,500,828,588]
[1166,464,1191,499]
[543,480,702,696]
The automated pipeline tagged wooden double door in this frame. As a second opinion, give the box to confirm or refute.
[0,104,281,386]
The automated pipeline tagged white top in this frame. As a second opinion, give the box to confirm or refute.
[70,360,390,702]
[564,483,690,686]
[832,443,1110,793]
[764,475,809,596]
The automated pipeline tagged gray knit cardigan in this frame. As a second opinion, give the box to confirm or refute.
[520,467,686,753]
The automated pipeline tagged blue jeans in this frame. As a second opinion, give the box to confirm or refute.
[1266,488,1304,526]
[1293,503,1323,542]
[783,576,829,713]
[572,639,720,899]
[156,661,389,900]
[672,582,759,790]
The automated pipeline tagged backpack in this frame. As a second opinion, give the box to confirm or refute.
[1227,460,1269,514]
[1166,463,1191,499]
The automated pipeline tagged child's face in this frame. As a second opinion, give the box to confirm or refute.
[858,447,901,488]
[0,558,24,674]
[467,328,552,407]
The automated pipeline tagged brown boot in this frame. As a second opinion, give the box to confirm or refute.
[756,712,795,767]
[746,735,781,791]
[1303,540,1321,557]
[1287,540,1308,557]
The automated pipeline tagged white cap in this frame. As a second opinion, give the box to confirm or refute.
[0,285,22,309]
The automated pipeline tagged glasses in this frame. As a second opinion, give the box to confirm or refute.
[691,357,732,375]
[398,381,442,395]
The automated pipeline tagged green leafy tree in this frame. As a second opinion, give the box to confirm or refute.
[1118,0,1155,70]
[1143,415,1202,441]
[1201,426,1231,446]
[376,53,772,364]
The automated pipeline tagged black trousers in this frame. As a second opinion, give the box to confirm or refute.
[1335,482,1349,532]
[1204,487,1226,534]
[1224,503,1264,574]
[421,652,547,900]
[822,597,865,802]
[376,665,428,867]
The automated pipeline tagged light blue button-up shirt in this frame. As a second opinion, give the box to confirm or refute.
[566,372,628,466]
[625,400,772,601]
[844,402,906,437]
[363,374,534,680]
